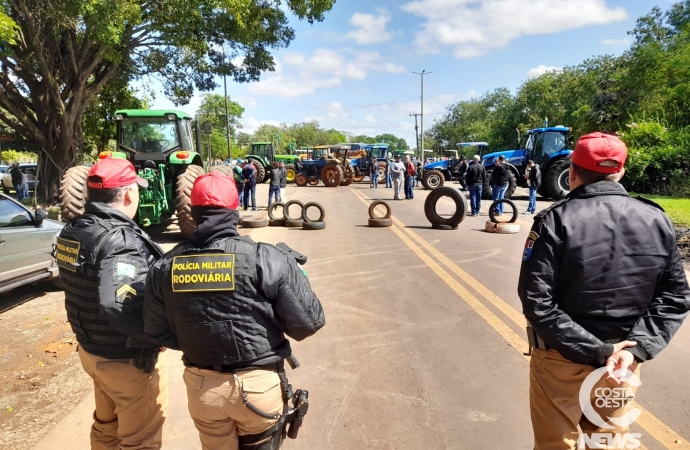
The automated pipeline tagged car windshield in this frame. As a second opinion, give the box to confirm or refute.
[120,119,180,153]
[0,197,32,228]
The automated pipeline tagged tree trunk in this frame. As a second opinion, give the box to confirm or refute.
[37,116,82,202]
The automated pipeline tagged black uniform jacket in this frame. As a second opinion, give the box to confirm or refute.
[465,163,486,186]
[144,207,325,369]
[529,165,541,188]
[518,181,690,366]
[490,164,510,186]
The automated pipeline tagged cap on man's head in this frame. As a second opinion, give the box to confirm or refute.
[87,157,148,189]
[191,172,239,210]
[572,132,627,174]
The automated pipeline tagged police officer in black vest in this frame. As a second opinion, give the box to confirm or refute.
[144,171,325,450]
[55,157,167,450]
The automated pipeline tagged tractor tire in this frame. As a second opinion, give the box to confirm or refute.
[302,202,326,222]
[422,169,445,190]
[176,164,205,236]
[269,219,285,227]
[321,163,342,187]
[295,174,308,187]
[308,177,320,186]
[543,159,571,200]
[353,174,365,183]
[242,217,269,228]
[253,160,267,184]
[285,164,297,183]
[424,187,467,227]
[378,163,387,183]
[485,220,521,234]
[340,165,355,186]
[268,202,285,220]
[489,199,518,224]
[209,165,233,177]
[284,219,304,228]
[368,218,393,227]
[483,170,518,200]
[303,221,326,230]
[368,200,392,220]
[59,165,91,223]
[283,200,304,221]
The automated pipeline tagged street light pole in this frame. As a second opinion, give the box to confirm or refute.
[412,70,431,164]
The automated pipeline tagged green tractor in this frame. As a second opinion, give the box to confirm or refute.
[247,142,301,183]
[59,110,206,236]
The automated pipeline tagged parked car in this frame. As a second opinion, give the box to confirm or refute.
[0,194,63,293]
[2,163,38,194]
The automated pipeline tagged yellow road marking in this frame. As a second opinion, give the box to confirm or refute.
[352,188,690,448]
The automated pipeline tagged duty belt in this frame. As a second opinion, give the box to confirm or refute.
[525,325,551,355]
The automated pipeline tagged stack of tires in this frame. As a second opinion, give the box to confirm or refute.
[485,199,520,234]
[368,200,392,227]
[269,200,326,230]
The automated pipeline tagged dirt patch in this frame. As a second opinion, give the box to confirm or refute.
[677,227,690,268]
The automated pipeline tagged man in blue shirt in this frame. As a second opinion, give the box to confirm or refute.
[241,159,257,211]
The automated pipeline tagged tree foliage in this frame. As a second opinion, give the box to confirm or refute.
[195,93,244,161]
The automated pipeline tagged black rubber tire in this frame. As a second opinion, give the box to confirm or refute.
[268,202,285,220]
[284,219,304,228]
[368,200,392,220]
[308,177,319,186]
[285,164,296,183]
[253,160,266,184]
[432,223,458,230]
[209,165,233,177]
[483,170,518,200]
[543,159,570,200]
[488,199,518,224]
[422,169,445,190]
[303,221,326,230]
[283,200,304,221]
[59,165,90,222]
[377,163,387,183]
[295,174,308,187]
[424,187,467,227]
[353,174,365,183]
[269,219,285,227]
[321,163,342,187]
[485,220,521,234]
[369,218,393,227]
[176,164,205,236]
[340,165,354,186]
[302,202,326,222]
[242,217,269,228]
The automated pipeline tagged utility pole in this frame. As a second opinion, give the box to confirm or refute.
[221,46,232,161]
[410,113,421,157]
[412,70,431,165]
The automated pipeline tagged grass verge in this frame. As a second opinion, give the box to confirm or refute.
[633,194,690,228]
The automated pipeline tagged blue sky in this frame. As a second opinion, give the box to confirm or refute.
[151,0,676,146]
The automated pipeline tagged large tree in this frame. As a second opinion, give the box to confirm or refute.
[195,93,244,160]
[0,0,334,198]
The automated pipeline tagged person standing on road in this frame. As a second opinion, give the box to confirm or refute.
[465,155,486,216]
[242,158,257,211]
[268,162,281,207]
[386,158,393,188]
[490,155,510,216]
[370,158,380,189]
[518,132,690,450]
[54,157,167,450]
[404,155,415,199]
[458,157,469,191]
[10,163,23,200]
[524,160,541,214]
[279,161,288,203]
[390,155,405,200]
[235,160,245,206]
[144,172,325,450]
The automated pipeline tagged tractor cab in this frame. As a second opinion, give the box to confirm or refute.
[458,142,489,159]
[524,127,571,167]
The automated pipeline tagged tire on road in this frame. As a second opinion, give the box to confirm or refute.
[424,187,467,227]
[321,163,342,187]
[176,164,205,237]
[302,202,326,222]
[268,202,285,220]
[432,223,458,230]
[295,174,308,187]
[422,169,445,190]
[369,218,393,227]
[368,200,392,220]
[283,200,304,221]
[488,199,518,224]
[269,219,285,227]
[303,221,326,230]
[284,219,304,228]
[242,217,269,228]
[59,165,91,223]
[543,159,570,200]
[484,220,521,234]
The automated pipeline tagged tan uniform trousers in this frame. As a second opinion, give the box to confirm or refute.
[78,348,168,450]
[183,367,285,450]
[530,349,641,450]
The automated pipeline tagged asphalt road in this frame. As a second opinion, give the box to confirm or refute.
[27,182,690,449]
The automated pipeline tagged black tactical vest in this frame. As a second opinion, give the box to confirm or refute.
[163,236,291,368]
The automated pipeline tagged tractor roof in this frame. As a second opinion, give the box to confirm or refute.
[252,142,272,145]
[458,142,489,147]
[114,109,192,119]
[527,126,570,134]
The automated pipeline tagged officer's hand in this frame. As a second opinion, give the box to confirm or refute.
[606,340,637,385]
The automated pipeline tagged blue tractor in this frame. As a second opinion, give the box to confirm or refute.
[353,143,390,183]
[421,142,490,190]
[479,126,572,200]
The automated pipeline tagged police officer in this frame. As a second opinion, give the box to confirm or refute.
[55,157,167,450]
[518,132,690,449]
[144,171,325,450]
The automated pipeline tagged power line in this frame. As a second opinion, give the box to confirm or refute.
[233,97,421,110]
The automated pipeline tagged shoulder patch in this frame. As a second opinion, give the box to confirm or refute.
[522,231,540,262]
[633,196,665,212]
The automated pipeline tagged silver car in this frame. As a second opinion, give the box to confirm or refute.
[0,194,63,293]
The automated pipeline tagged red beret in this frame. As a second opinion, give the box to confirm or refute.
[191,172,239,210]
[572,132,627,174]
[88,158,148,189]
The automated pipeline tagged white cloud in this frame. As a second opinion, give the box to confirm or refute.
[601,37,632,46]
[284,49,367,80]
[346,10,392,45]
[365,115,377,124]
[247,75,342,99]
[402,0,629,58]
[527,65,562,78]
[242,117,282,133]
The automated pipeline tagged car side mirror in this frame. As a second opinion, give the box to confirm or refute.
[34,208,47,226]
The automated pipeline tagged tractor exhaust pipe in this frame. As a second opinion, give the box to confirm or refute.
[195,121,203,154]
[516,128,521,149]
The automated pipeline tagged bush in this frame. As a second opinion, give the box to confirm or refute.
[1,150,38,164]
